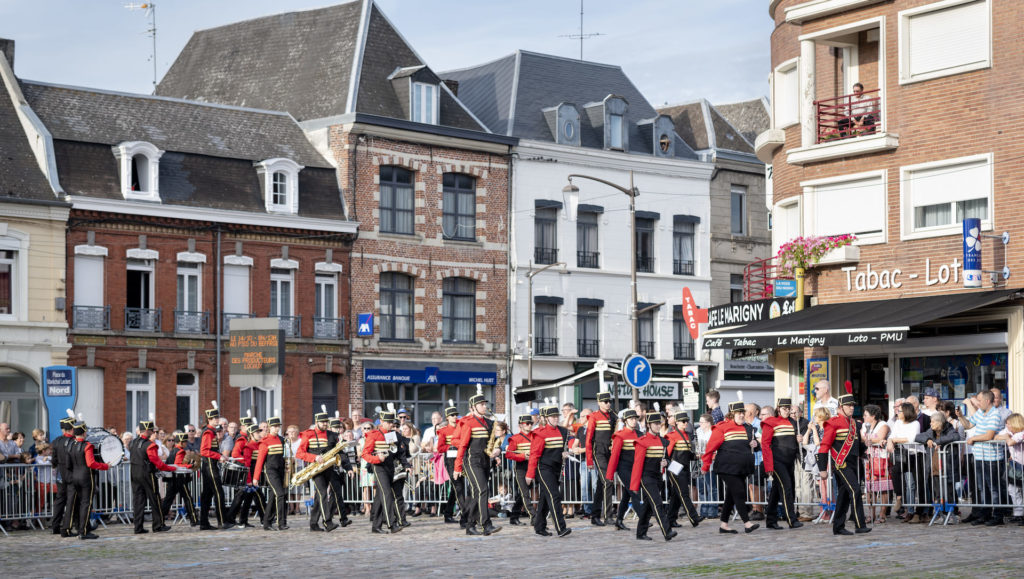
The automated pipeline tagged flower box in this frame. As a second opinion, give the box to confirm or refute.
[816,244,861,266]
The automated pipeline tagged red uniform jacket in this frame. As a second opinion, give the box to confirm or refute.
[505,431,533,463]
[630,432,667,491]
[361,429,389,465]
[454,415,490,474]
[252,435,284,485]
[585,410,614,468]
[701,420,754,474]
[435,423,457,456]
[525,424,565,480]
[199,426,222,460]
[173,443,191,468]
[760,416,796,473]
[296,428,330,464]
[76,438,109,471]
[146,441,175,472]
[231,433,254,483]
[817,415,858,470]
[605,428,639,481]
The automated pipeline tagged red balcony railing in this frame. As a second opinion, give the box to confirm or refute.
[815,89,880,144]
[743,256,779,301]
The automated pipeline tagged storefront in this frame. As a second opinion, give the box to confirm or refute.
[703,289,1022,418]
[363,361,499,430]
[0,367,40,433]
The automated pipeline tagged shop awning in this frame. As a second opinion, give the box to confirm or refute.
[702,289,1020,350]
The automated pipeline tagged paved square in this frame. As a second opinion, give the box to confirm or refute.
[1,514,1020,577]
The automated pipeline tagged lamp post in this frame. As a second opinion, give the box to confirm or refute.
[563,170,641,406]
[527,261,566,386]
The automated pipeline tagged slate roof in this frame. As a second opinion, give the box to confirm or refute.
[0,71,55,201]
[715,99,770,148]
[658,99,765,156]
[156,1,486,131]
[442,51,698,159]
[22,81,333,168]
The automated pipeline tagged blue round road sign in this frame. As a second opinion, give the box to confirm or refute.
[622,354,652,390]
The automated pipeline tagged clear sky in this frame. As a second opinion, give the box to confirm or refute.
[0,0,772,107]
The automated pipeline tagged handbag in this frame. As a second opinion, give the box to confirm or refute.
[869,448,889,479]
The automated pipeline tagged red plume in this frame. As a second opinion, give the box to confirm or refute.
[844,380,853,394]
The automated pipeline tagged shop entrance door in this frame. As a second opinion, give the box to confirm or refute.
[847,357,888,416]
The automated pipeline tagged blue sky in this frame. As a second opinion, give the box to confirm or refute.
[0,0,772,106]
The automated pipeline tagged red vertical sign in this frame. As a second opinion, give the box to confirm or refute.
[681,287,708,340]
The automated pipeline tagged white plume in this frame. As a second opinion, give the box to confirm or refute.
[476,384,483,396]
[66,408,75,418]
[211,400,218,410]
[247,409,253,418]
[736,390,744,403]
[77,413,83,421]
[148,412,154,421]
[628,399,636,409]
[335,410,340,418]
[448,399,455,407]
[653,402,660,412]
[387,402,396,413]
[321,404,327,413]
[274,408,280,417]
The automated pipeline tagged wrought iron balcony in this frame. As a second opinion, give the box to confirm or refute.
[534,337,558,356]
[673,260,694,276]
[576,250,599,269]
[174,310,210,334]
[577,339,600,358]
[638,341,655,358]
[313,316,347,340]
[674,342,695,360]
[636,256,655,273]
[534,247,558,265]
[72,305,110,330]
[125,307,161,332]
[274,315,302,338]
[221,312,255,335]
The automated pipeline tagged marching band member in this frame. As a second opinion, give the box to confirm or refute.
[435,401,466,526]
[702,399,759,534]
[253,412,288,531]
[130,418,174,534]
[199,402,231,530]
[585,390,616,527]
[605,407,640,531]
[817,390,871,536]
[665,411,703,528]
[326,413,355,528]
[226,415,265,528]
[525,400,571,538]
[362,407,402,534]
[50,412,76,536]
[296,407,339,532]
[390,414,412,529]
[63,420,109,540]
[505,414,536,526]
[161,432,198,526]
[453,388,501,536]
[761,398,803,530]
[630,412,676,541]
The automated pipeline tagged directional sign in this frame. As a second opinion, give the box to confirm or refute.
[622,353,652,390]
[357,313,374,337]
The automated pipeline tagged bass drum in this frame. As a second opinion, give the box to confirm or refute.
[86,427,125,467]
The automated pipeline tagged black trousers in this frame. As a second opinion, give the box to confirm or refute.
[131,471,164,531]
[62,477,79,533]
[443,456,467,521]
[636,475,671,539]
[832,462,867,531]
[327,468,351,521]
[370,463,399,531]
[463,455,492,529]
[767,461,799,526]
[51,480,68,531]
[226,482,265,525]
[615,465,637,522]
[592,451,614,521]
[534,464,567,535]
[719,473,750,523]
[308,470,335,527]
[392,473,409,526]
[63,472,95,536]
[262,465,287,528]
[511,465,535,522]
[161,474,198,525]
[199,458,227,527]
[667,470,699,525]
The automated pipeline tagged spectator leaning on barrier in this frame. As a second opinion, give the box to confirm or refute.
[957,391,1010,526]
[995,413,1024,525]
[915,413,960,513]
[921,389,940,417]
[888,402,923,523]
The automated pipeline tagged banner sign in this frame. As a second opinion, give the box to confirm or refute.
[229,318,285,389]
[42,366,76,438]
[963,218,982,288]
[364,366,497,385]
[702,329,906,349]
[681,287,708,340]
[615,382,679,400]
[706,297,799,330]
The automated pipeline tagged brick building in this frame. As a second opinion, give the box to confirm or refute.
[157,0,515,426]
[706,0,1022,415]
[18,77,356,432]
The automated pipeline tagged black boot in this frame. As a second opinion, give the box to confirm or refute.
[591,517,606,526]
[614,519,629,531]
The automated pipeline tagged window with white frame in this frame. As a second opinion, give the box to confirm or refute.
[608,114,624,149]
[731,185,747,235]
[176,262,201,313]
[256,158,303,214]
[804,172,886,244]
[772,199,802,255]
[380,272,414,341]
[113,141,164,201]
[773,59,799,128]
[902,154,992,239]
[270,268,294,318]
[223,263,251,317]
[899,0,991,84]
[315,273,337,320]
[442,277,476,343]
[412,82,438,125]
[0,248,14,317]
[380,166,415,235]
[442,173,476,241]
[126,370,155,433]
[241,387,276,423]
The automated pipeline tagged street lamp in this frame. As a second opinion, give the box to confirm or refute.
[527,261,567,386]
[562,170,642,406]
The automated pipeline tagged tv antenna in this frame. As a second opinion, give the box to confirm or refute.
[558,0,604,61]
[125,2,157,90]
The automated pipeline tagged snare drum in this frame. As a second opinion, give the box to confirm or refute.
[221,461,248,487]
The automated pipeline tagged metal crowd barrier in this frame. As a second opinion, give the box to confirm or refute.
[4,438,1022,535]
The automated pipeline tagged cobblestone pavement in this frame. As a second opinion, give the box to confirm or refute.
[1,513,1020,578]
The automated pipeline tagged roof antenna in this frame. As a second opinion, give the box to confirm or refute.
[125,2,158,91]
[558,0,604,61]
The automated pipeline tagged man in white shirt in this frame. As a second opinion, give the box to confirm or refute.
[422,411,442,448]
[812,381,839,417]
[990,387,1012,428]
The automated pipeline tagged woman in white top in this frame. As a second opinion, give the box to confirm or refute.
[860,404,891,523]
[888,402,923,523]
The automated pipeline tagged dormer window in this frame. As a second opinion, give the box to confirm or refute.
[255,158,304,214]
[603,96,629,151]
[553,103,581,147]
[609,114,624,149]
[412,82,438,125]
[113,141,164,201]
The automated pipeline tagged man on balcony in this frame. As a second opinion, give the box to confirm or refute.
[839,83,876,138]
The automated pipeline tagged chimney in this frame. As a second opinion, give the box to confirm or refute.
[442,79,459,97]
[0,39,13,69]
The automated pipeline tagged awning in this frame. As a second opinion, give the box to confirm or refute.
[702,289,1019,350]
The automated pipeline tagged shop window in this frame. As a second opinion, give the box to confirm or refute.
[364,383,493,430]
[899,353,1007,402]
[0,367,40,433]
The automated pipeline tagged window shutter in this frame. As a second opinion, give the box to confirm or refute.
[813,176,884,237]
[907,0,988,79]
